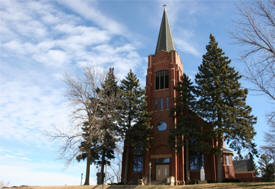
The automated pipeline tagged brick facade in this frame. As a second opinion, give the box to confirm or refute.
[121,49,236,184]
[121,8,238,185]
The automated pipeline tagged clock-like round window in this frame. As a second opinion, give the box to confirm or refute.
[157,121,167,131]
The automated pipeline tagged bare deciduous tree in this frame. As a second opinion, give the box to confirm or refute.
[107,144,123,183]
[232,0,275,161]
[262,112,275,160]
[51,67,104,185]
[233,0,275,101]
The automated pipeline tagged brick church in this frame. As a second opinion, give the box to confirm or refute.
[121,8,237,184]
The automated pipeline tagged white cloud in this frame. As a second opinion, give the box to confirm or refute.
[35,49,68,67]
[0,0,145,146]
[0,1,145,186]
[157,0,206,27]
[175,38,200,57]
[59,0,127,36]
[0,0,143,73]
[0,148,31,162]
[0,148,96,186]
[0,164,81,186]
[0,77,71,145]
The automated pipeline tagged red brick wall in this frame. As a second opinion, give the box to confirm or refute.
[144,50,184,182]
[121,49,237,184]
[190,170,200,180]
[223,153,236,179]
[235,171,261,182]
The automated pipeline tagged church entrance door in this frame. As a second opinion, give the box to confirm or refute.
[156,164,169,181]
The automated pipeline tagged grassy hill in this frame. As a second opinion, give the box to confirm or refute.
[4,182,275,189]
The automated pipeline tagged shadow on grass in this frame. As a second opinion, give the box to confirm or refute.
[236,182,275,188]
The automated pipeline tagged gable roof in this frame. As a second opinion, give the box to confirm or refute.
[233,159,254,172]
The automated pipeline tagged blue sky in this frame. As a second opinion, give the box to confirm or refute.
[0,0,272,186]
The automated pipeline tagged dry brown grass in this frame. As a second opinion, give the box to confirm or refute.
[4,182,275,189]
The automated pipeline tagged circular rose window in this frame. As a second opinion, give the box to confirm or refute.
[157,121,167,131]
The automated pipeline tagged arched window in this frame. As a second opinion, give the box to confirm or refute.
[190,154,204,170]
[133,156,143,172]
[166,96,169,109]
[160,97,164,110]
[155,70,169,89]
[133,146,143,172]
[154,98,158,110]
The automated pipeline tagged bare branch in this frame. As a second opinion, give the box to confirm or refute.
[232,0,275,101]
[233,1,275,164]
[50,66,104,167]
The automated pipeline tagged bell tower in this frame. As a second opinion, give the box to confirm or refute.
[121,6,237,184]
[144,7,185,183]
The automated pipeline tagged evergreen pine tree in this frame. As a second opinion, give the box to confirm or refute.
[248,153,258,175]
[119,70,152,184]
[258,154,275,182]
[195,34,257,182]
[64,67,107,185]
[96,67,120,184]
[76,121,100,185]
[169,74,209,183]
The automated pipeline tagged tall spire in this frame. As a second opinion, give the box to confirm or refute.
[155,6,176,54]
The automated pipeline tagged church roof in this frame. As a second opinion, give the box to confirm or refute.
[223,148,234,154]
[155,8,176,54]
[233,160,254,172]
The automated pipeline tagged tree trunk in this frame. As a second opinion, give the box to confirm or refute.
[184,138,190,184]
[123,144,130,185]
[100,150,106,185]
[84,151,91,185]
[217,135,223,182]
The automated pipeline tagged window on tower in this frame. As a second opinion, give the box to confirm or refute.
[160,97,164,110]
[155,70,169,90]
[154,98,158,110]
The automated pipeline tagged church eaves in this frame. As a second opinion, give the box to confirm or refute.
[155,8,176,54]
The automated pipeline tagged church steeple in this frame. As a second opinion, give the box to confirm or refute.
[155,7,176,54]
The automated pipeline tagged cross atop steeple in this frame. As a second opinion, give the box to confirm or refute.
[155,6,176,54]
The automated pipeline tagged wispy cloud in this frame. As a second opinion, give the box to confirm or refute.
[0,0,201,186]
[175,38,201,57]
[0,139,95,186]
[0,0,145,157]
[58,0,127,36]
[0,0,143,72]
[0,76,70,145]
[160,0,207,27]
[0,148,31,162]
[0,164,82,186]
